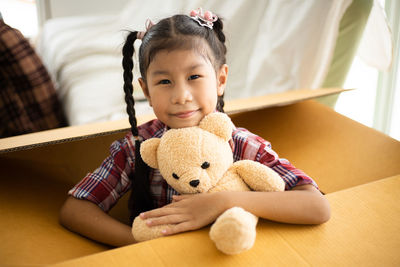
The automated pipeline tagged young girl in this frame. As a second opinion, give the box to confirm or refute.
[59,9,330,247]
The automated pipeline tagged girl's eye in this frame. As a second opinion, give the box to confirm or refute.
[159,79,171,85]
[188,75,200,80]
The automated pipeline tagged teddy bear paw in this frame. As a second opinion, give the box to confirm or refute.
[132,216,168,242]
[209,207,258,255]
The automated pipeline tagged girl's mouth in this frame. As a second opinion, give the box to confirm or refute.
[174,110,197,118]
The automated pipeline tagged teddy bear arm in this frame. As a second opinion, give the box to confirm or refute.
[232,160,285,192]
[209,207,258,255]
[132,216,174,242]
[209,168,251,193]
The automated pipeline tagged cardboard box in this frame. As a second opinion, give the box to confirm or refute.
[53,174,400,267]
[1,88,399,266]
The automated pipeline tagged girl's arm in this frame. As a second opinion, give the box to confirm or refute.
[221,185,330,224]
[59,196,135,247]
[140,185,330,236]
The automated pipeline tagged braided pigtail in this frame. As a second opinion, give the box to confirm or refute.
[213,18,226,46]
[122,32,139,136]
[213,18,226,113]
[122,31,154,223]
[216,95,225,113]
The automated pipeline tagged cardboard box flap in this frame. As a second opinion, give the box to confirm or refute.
[225,88,348,113]
[51,175,400,267]
[0,88,347,153]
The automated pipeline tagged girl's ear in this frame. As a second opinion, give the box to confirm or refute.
[217,64,228,96]
[139,78,152,106]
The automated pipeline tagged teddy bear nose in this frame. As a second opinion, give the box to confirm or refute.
[189,179,200,187]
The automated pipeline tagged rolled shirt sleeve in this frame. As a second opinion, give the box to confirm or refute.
[68,134,135,212]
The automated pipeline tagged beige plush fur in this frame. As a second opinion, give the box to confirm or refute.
[132,112,285,254]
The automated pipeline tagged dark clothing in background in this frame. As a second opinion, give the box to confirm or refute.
[0,19,67,138]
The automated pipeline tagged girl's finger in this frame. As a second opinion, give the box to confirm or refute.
[161,221,194,236]
[140,207,176,219]
[172,194,191,201]
[146,214,190,227]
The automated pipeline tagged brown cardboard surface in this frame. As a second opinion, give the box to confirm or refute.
[0,172,109,265]
[1,95,399,266]
[0,134,128,265]
[52,175,400,267]
[230,101,400,193]
[0,88,346,153]
[279,174,400,266]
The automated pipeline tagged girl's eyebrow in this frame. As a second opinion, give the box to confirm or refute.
[150,70,169,76]
[150,64,205,76]
[185,63,204,71]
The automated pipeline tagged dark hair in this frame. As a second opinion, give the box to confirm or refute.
[122,14,227,222]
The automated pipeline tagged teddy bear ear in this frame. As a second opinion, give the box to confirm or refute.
[199,112,232,141]
[140,138,161,169]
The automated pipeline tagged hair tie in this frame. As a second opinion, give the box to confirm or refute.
[189,8,218,29]
[137,19,155,40]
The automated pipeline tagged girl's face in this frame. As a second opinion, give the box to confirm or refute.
[139,48,228,129]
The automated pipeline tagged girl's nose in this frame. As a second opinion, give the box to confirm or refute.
[172,83,193,104]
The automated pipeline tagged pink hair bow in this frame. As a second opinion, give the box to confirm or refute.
[137,19,155,40]
[189,8,218,29]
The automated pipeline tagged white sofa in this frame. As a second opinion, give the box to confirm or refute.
[38,0,369,126]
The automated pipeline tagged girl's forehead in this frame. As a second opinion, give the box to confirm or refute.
[148,48,214,70]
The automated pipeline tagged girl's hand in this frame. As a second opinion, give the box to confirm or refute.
[139,192,229,236]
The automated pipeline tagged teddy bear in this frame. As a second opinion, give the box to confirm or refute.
[131,112,285,255]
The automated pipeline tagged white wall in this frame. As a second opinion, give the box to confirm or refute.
[36,0,130,25]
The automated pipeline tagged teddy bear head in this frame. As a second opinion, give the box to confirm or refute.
[140,113,234,193]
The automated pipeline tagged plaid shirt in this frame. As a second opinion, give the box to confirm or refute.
[69,119,318,212]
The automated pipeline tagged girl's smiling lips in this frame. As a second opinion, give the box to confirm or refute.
[173,110,198,118]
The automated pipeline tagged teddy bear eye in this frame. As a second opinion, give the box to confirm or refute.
[201,161,210,169]
[172,173,179,179]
